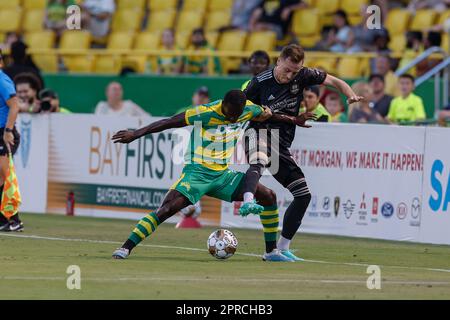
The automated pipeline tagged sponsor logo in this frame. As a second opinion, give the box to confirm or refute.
[311,195,317,211]
[290,83,300,95]
[372,197,379,215]
[411,197,421,219]
[334,196,340,217]
[397,202,407,219]
[180,182,191,191]
[322,197,330,211]
[381,202,394,218]
[360,193,367,209]
[429,159,450,212]
[342,200,355,219]
[20,119,32,168]
[268,94,275,101]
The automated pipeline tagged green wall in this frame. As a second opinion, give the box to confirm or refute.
[43,74,441,118]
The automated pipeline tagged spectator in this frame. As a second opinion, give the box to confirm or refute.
[416,32,443,77]
[249,0,306,39]
[229,0,263,31]
[242,50,271,89]
[398,31,423,77]
[373,54,400,96]
[0,32,19,53]
[3,41,44,88]
[181,28,222,75]
[387,74,426,124]
[14,73,42,113]
[94,82,150,117]
[349,82,387,124]
[438,103,450,126]
[81,0,115,40]
[300,86,331,122]
[369,74,393,117]
[324,92,347,122]
[157,29,182,75]
[327,10,353,52]
[46,0,76,39]
[37,89,71,113]
[174,86,210,114]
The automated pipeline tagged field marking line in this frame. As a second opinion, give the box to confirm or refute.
[1,232,450,274]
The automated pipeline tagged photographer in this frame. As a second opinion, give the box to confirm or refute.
[37,89,71,114]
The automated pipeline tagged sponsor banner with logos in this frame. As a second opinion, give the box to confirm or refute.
[419,127,450,245]
[222,123,425,242]
[14,114,49,213]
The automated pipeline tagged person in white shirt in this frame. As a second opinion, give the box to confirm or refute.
[94,82,150,117]
[81,0,115,39]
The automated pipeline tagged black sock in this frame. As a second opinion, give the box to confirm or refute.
[10,214,20,224]
[266,241,277,253]
[242,164,264,194]
[281,194,311,240]
[122,239,136,251]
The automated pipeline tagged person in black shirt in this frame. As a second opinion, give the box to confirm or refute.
[369,74,393,118]
[240,44,363,261]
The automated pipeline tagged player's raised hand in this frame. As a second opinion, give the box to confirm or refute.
[112,129,138,144]
[346,96,365,105]
[294,112,316,128]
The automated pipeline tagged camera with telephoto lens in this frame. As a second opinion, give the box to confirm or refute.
[40,99,52,112]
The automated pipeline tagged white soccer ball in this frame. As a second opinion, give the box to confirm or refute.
[207,229,238,260]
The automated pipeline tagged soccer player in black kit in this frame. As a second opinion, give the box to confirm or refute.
[240,44,364,261]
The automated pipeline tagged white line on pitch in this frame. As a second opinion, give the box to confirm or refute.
[1,233,449,274]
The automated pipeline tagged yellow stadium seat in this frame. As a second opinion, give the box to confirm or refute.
[147,10,176,32]
[336,58,362,78]
[340,0,368,15]
[348,15,363,26]
[176,31,191,49]
[23,0,46,10]
[208,0,233,11]
[205,31,219,48]
[389,34,406,52]
[65,56,95,73]
[442,34,449,53]
[438,10,450,25]
[183,0,208,11]
[123,32,161,73]
[205,10,231,31]
[217,31,247,73]
[245,31,276,52]
[0,9,21,32]
[93,55,123,74]
[307,58,336,74]
[292,9,320,36]
[176,11,204,34]
[148,0,177,11]
[25,31,55,49]
[385,9,411,36]
[107,32,135,50]
[410,10,438,30]
[23,10,45,32]
[302,0,316,6]
[117,0,145,10]
[112,9,143,32]
[60,31,91,49]
[315,0,340,15]
[32,54,59,73]
[0,33,4,44]
[0,0,20,9]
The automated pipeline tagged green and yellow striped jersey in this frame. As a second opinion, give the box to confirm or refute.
[184,99,264,171]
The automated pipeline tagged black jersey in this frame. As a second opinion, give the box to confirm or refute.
[244,67,327,148]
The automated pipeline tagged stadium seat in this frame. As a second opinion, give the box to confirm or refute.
[442,34,449,53]
[32,54,59,73]
[245,31,277,53]
[183,0,208,11]
[148,0,177,11]
[23,9,45,32]
[123,32,161,73]
[65,56,95,73]
[205,10,231,31]
[147,10,176,32]
[336,58,362,78]
[93,55,123,74]
[315,0,340,15]
[176,31,191,49]
[205,31,219,48]
[22,0,46,10]
[208,0,233,11]
[107,32,135,50]
[302,0,316,6]
[292,9,321,48]
[307,58,336,74]
[348,15,363,26]
[176,11,204,34]
[385,9,411,36]
[117,0,145,10]
[0,0,20,9]
[25,31,55,49]
[340,0,368,15]
[217,31,247,73]
[0,9,21,33]
[438,10,450,26]
[60,31,91,49]
[112,9,143,32]
[410,10,438,30]
[388,34,406,52]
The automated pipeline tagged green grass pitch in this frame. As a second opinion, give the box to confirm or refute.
[0,213,449,299]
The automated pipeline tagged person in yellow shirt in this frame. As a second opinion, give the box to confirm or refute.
[387,74,426,124]
[374,54,401,97]
[300,86,330,122]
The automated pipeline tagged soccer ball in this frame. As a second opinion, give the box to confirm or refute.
[207,229,238,260]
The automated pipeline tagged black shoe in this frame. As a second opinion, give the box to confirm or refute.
[0,222,10,232]
[8,221,23,232]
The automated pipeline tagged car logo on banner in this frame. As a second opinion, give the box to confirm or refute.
[411,197,421,219]
[397,202,408,220]
[323,197,330,210]
[334,197,340,217]
[381,202,394,218]
[342,200,355,219]
[372,197,379,215]
[360,193,367,209]
[20,119,32,169]
[311,195,317,211]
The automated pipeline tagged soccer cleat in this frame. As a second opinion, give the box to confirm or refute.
[8,221,23,232]
[280,250,304,262]
[238,200,264,217]
[262,249,294,262]
[0,222,10,232]
[112,247,130,259]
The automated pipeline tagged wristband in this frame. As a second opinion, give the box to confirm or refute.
[5,128,13,133]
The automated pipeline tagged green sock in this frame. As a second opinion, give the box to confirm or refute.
[260,205,279,252]
[128,212,160,246]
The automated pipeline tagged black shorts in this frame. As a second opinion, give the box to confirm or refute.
[0,127,20,156]
[244,128,305,189]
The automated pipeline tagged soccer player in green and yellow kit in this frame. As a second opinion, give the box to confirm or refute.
[111,90,315,261]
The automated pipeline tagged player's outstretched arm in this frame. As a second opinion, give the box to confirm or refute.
[323,74,364,105]
[251,106,316,128]
[112,112,188,144]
